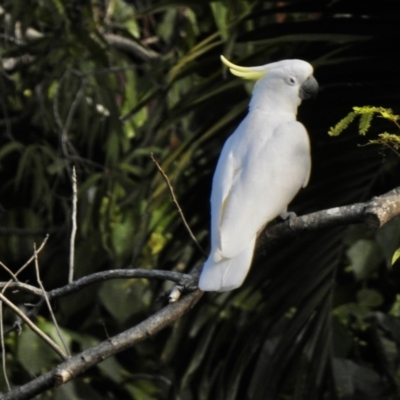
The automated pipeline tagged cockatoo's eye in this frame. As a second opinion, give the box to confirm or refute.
[287,76,297,86]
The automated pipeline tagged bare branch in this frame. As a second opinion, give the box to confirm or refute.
[2,269,189,336]
[0,303,11,391]
[34,244,70,357]
[1,289,202,400]
[0,293,68,360]
[0,282,43,296]
[68,166,77,283]
[0,262,18,281]
[3,186,400,398]
[1,235,49,296]
[364,192,400,228]
[47,269,189,300]
[262,187,400,245]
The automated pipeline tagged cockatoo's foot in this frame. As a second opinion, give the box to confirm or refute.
[279,211,297,231]
[280,211,296,220]
[168,269,201,302]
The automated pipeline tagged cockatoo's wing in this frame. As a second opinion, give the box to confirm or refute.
[209,134,237,251]
[208,121,252,259]
[218,120,311,259]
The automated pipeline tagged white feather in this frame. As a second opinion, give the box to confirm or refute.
[198,237,256,292]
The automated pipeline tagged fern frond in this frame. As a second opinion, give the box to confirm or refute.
[358,112,374,135]
[328,112,357,136]
[353,106,381,114]
[379,109,399,122]
[369,132,400,149]
[353,106,399,122]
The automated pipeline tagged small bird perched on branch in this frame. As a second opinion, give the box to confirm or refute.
[199,55,318,292]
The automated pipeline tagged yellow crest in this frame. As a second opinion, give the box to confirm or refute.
[220,55,266,80]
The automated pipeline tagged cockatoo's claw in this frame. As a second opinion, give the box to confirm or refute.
[168,274,199,303]
[280,211,297,231]
[280,211,297,221]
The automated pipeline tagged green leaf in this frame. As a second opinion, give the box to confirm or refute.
[328,111,356,136]
[357,288,384,308]
[376,217,400,267]
[17,327,59,375]
[210,2,229,40]
[98,279,152,324]
[0,141,24,161]
[97,357,128,383]
[346,239,383,280]
[391,247,400,266]
[358,112,373,135]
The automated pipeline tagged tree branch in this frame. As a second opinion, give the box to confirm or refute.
[262,187,400,244]
[2,269,191,336]
[0,289,202,400]
[151,153,206,256]
[47,269,189,300]
[3,187,400,398]
[0,293,68,360]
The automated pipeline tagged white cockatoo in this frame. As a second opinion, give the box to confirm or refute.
[198,56,318,292]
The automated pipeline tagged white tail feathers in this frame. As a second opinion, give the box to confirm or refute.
[199,238,256,292]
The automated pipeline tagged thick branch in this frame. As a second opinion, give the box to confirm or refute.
[364,191,400,228]
[263,187,400,243]
[1,290,202,400]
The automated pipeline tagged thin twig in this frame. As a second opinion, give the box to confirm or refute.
[1,235,49,346]
[0,302,11,391]
[1,289,203,400]
[14,235,49,278]
[0,293,68,360]
[34,244,70,357]
[2,269,189,335]
[0,282,43,296]
[0,261,19,390]
[69,166,77,283]
[1,235,49,296]
[0,262,18,281]
[151,153,206,256]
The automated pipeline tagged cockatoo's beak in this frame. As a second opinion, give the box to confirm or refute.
[220,55,267,80]
[299,75,318,99]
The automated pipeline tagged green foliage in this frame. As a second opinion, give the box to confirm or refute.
[2,0,400,399]
[329,106,399,136]
[328,111,357,136]
[329,106,400,155]
[392,247,400,266]
[369,132,400,151]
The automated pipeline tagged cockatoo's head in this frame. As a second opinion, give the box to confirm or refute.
[221,56,318,114]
